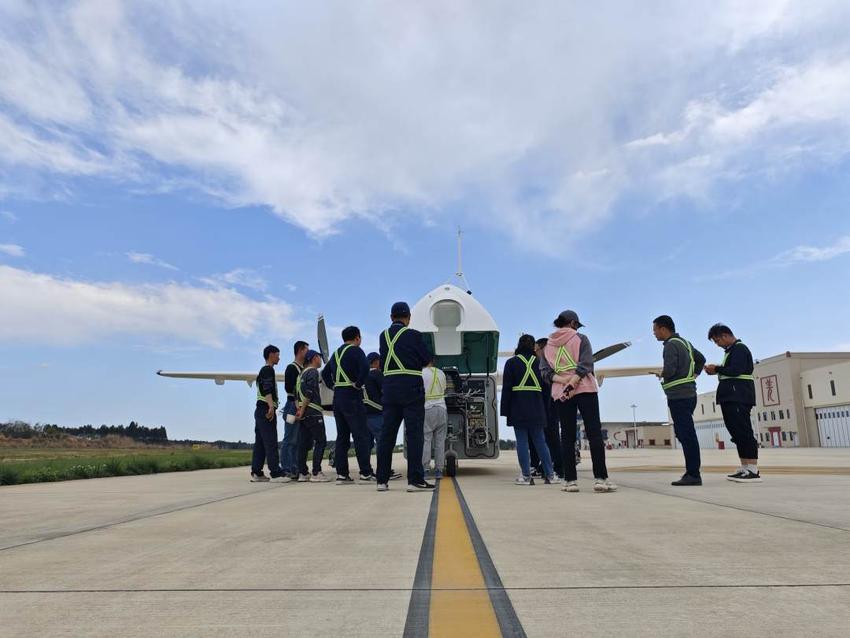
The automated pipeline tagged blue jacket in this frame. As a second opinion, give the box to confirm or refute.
[499,352,546,428]
[379,322,430,403]
[364,368,383,415]
[322,343,369,407]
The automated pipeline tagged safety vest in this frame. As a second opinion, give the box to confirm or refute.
[425,367,446,400]
[296,368,323,413]
[512,355,542,392]
[661,337,696,391]
[554,345,577,374]
[334,344,355,388]
[362,386,382,411]
[383,327,423,377]
[718,343,754,381]
[256,369,279,408]
[286,360,303,398]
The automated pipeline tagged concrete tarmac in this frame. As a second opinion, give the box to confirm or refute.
[2,448,850,637]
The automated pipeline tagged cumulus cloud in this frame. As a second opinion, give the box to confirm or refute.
[1,0,850,248]
[126,251,178,270]
[0,264,300,346]
[0,243,25,257]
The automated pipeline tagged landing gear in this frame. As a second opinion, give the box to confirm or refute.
[445,454,458,478]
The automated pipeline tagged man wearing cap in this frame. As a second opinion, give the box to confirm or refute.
[295,350,329,481]
[375,302,434,492]
[321,326,375,483]
[539,310,616,493]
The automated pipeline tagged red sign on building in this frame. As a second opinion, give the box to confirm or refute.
[760,374,780,406]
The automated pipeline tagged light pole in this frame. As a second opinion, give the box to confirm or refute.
[630,404,638,449]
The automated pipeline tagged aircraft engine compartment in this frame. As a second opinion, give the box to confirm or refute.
[442,370,499,460]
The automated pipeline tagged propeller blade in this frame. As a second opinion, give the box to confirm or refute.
[317,314,330,364]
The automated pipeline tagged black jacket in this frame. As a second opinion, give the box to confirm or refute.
[363,368,383,415]
[256,364,278,408]
[716,340,755,406]
[379,322,431,403]
[322,344,369,406]
[661,334,706,400]
[499,352,546,428]
[283,361,303,399]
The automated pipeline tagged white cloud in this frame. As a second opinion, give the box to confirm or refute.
[202,268,268,292]
[1,1,850,247]
[0,243,25,257]
[0,211,17,222]
[126,251,178,271]
[0,264,300,347]
[697,235,850,281]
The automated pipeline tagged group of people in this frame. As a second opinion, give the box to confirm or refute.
[250,302,761,493]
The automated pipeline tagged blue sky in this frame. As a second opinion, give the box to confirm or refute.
[2,1,850,441]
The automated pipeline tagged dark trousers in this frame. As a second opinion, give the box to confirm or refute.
[529,436,540,470]
[252,405,282,477]
[668,396,701,477]
[544,420,564,477]
[556,392,608,481]
[333,402,374,478]
[377,397,425,485]
[297,413,327,476]
[720,402,759,460]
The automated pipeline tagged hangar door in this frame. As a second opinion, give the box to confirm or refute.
[816,406,850,447]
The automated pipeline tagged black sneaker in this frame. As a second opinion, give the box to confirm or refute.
[359,473,376,482]
[406,481,436,492]
[729,470,762,483]
[250,473,269,482]
[726,469,747,480]
[671,473,702,486]
[529,468,541,478]
[335,475,355,485]
[388,470,403,481]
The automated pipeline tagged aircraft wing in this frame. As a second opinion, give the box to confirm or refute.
[498,341,631,362]
[156,371,275,387]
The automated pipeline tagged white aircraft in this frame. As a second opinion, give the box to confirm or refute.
[158,282,661,476]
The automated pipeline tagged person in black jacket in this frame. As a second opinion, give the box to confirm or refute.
[501,335,555,485]
[279,340,308,479]
[321,326,375,484]
[376,301,434,492]
[251,345,289,483]
[535,338,564,479]
[704,323,761,483]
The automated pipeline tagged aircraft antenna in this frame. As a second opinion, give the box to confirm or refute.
[454,227,472,293]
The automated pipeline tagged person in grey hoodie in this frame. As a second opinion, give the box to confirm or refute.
[653,315,706,486]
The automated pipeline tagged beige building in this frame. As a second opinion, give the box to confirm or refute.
[692,352,850,449]
[601,422,673,449]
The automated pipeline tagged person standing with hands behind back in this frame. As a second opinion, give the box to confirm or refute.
[539,310,616,493]
[251,345,289,483]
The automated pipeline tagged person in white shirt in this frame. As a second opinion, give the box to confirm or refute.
[421,358,448,479]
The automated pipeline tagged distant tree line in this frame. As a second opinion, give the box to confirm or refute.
[0,420,166,442]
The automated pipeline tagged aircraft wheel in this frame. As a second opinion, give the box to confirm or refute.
[445,455,457,477]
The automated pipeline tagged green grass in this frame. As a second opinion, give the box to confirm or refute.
[0,448,251,486]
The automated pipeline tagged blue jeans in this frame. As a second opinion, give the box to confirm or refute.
[279,399,300,475]
[669,397,701,477]
[366,414,383,452]
[515,425,553,478]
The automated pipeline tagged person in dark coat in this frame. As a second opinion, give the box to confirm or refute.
[500,334,555,485]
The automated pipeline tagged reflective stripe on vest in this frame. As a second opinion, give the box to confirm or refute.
[661,337,696,391]
[296,369,323,413]
[425,368,445,400]
[256,385,279,408]
[286,360,303,398]
[362,388,382,411]
[334,344,355,387]
[512,355,542,392]
[554,345,577,374]
[383,327,423,377]
[718,343,755,381]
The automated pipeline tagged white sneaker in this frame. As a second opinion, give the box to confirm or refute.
[515,475,534,486]
[297,473,310,482]
[250,473,270,482]
[594,479,617,492]
[562,481,579,492]
[359,473,376,482]
[270,475,291,483]
[310,472,330,482]
[376,483,389,492]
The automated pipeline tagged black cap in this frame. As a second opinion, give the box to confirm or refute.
[304,350,321,363]
[558,309,584,328]
[366,352,380,364]
[391,301,410,316]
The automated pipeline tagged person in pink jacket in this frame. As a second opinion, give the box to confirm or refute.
[538,310,617,493]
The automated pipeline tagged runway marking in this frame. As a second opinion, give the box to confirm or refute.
[404,478,526,638]
[615,480,850,533]
[616,465,850,475]
[0,483,291,553]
